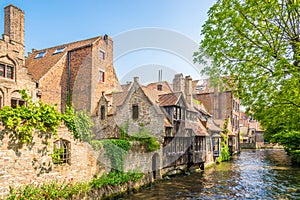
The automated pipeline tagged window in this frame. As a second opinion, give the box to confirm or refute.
[0,64,5,77]
[0,63,14,79]
[35,51,46,58]
[132,104,139,120]
[0,95,2,110]
[99,50,105,60]
[100,105,105,120]
[6,66,14,79]
[99,70,105,82]
[53,47,65,54]
[53,139,71,165]
[11,98,25,108]
[165,127,172,137]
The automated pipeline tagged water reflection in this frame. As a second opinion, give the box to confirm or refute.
[121,149,300,199]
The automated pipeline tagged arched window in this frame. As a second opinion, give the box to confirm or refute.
[53,139,71,165]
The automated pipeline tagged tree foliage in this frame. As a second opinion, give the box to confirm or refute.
[195,0,300,164]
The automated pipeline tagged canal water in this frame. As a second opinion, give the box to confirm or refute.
[121,149,300,199]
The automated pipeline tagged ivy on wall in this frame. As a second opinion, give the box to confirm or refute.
[101,139,131,172]
[217,118,231,162]
[0,90,93,144]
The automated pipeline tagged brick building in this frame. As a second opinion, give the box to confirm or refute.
[0,5,37,108]
[26,34,122,115]
[193,78,240,154]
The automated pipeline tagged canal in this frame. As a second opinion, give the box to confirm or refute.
[121,149,300,199]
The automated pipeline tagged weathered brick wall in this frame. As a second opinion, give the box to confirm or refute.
[39,57,68,111]
[0,6,37,107]
[0,125,100,198]
[69,46,93,113]
[91,37,122,116]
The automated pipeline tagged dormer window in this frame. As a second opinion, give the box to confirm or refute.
[0,63,14,79]
[53,47,65,54]
[35,51,46,59]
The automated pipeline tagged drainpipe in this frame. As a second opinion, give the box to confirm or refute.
[67,51,71,106]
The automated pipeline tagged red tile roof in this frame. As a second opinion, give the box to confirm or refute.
[146,81,173,93]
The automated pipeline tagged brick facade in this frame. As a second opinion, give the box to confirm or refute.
[26,36,121,115]
[0,5,37,108]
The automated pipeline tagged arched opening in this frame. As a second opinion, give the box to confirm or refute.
[152,153,160,180]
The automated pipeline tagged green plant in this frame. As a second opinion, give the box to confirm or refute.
[89,140,103,151]
[101,139,131,172]
[131,130,160,152]
[271,130,300,164]
[0,90,62,144]
[90,171,144,189]
[217,119,231,162]
[62,106,94,142]
[120,122,160,152]
[50,148,64,164]
[7,179,91,200]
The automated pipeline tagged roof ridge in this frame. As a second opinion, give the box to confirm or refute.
[30,36,102,52]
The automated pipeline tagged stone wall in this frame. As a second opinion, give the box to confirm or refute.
[0,125,101,198]
[114,82,165,142]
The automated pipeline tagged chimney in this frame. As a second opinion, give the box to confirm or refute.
[4,5,25,45]
[173,73,185,94]
[185,76,193,105]
[157,69,163,91]
[133,77,139,83]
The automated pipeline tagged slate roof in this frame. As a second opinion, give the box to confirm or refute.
[26,36,102,82]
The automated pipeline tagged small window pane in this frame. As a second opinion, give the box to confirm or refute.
[99,50,105,60]
[18,100,25,107]
[11,99,17,108]
[100,105,105,120]
[0,64,5,77]
[53,47,65,54]
[132,104,139,120]
[6,66,14,79]
[35,51,46,59]
[99,71,105,82]
[53,139,71,165]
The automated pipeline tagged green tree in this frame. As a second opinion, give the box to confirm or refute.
[194,0,300,164]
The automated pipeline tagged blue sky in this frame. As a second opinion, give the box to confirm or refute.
[0,1,216,83]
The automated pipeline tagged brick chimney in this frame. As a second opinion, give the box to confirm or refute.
[173,73,185,94]
[4,5,25,45]
[185,76,193,105]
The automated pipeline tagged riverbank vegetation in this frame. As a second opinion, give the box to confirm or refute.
[7,171,144,200]
[217,119,231,162]
[195,0,300,165]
